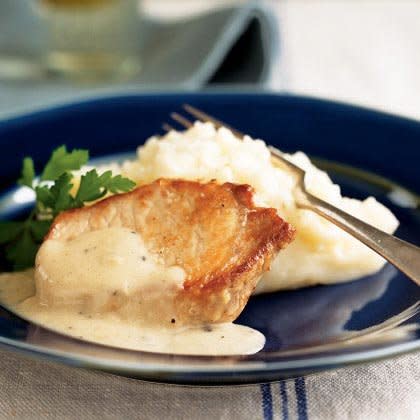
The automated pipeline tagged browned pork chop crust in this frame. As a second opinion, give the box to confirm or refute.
[46,179,296,324]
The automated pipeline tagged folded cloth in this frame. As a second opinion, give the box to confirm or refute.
[0,348,418,419]
[0,1,279,119]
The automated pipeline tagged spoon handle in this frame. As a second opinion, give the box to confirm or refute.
[299,191,420,286]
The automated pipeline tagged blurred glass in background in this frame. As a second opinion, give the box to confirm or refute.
[0,0,141,81]
[41,0,141,80]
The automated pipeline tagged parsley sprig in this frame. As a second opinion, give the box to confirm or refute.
[0,146,136,270]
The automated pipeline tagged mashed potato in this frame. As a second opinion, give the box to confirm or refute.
[121,122,399,293]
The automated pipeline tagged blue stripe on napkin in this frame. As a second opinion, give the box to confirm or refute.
[260,383,273,420]
[279,380,289,420]
[294,377,308,420]
[260,377,308,420]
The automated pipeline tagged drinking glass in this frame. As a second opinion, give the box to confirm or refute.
[38,0,141,80]
[0,0,141,81]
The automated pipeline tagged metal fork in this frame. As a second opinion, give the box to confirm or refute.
[163,104,420,286]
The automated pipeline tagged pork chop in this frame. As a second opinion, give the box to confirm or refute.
[45,179,296,324]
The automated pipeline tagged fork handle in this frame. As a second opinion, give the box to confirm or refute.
[298,191,420,286]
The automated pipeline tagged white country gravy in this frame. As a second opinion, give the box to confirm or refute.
[35,227,186,316]
[0,228,265,356]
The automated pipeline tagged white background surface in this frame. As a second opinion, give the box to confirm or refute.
[274,0,420,121]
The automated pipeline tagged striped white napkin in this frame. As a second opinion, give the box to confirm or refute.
[0,349,418,419]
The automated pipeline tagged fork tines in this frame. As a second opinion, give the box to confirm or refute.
[162,104,244,139]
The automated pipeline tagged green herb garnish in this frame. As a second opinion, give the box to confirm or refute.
[0,146,136,270]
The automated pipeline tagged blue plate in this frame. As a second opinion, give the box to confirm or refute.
[0,93,419,384]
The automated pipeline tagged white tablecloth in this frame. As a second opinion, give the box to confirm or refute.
[0,348,419,420]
